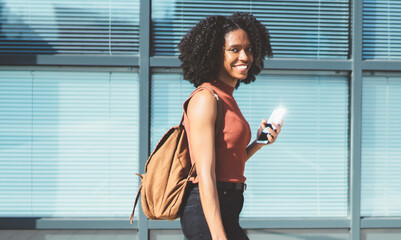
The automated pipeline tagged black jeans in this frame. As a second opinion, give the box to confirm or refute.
[180,183,249,240]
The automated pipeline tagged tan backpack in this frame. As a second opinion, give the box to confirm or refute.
[130,86,222,222]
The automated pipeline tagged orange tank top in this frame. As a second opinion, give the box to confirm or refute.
[183,80,251,183]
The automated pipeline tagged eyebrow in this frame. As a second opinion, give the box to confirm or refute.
[227,44,252,48]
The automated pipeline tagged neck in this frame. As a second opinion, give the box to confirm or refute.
[221,78,237,88]
[217,72,238,88]
[208,79,235,96]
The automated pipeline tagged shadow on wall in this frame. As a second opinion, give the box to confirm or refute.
[362,1,394,60]
[0,1,139,57]
[151,0,348,59]
[0,1,55,55]
[53,6,139,55]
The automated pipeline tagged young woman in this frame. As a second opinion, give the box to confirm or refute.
[179,13,283,240]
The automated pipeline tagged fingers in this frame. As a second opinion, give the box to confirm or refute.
[268,121,283,144]
[267,134,274,144]
[260,119,267,129]
[257,120,283,145]
[271,122,283,134]
[257,119,268,138]
[267,127,277,144]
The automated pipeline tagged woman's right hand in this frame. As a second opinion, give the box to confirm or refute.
[256,119,283,145]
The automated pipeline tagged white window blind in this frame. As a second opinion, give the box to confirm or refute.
[152,0,349,59]
[0,0,139,54]
[361,74,401,216]
[151,72,349,217]
[363,0,401,59]
[151,73,194,149]
[0,70,139,217]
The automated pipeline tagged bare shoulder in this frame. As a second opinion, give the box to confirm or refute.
[187,89,217,121]
[190,89,216,106]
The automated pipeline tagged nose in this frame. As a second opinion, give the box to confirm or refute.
[238,49,249,61]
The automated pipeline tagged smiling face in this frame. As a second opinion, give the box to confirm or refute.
[217,28,253,87]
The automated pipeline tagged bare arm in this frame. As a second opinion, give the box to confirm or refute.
[246,119,283,160]
[187,90,227,240]
[246,139,264,160]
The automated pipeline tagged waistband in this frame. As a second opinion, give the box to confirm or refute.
[217,181,246,192]
[193,181,246,193]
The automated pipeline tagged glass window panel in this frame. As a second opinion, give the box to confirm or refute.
[0,0,139,54]
[152,0,349,59]
[361,74,401,216]
[151,73,194,149]
[237,72,349,217]
[0,70,139,217]
[363,0,401,59]
[151,71,349,217]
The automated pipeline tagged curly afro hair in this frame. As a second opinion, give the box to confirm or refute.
[179,12,272,88]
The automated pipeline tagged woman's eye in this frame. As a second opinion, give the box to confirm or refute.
[228,48,252,54]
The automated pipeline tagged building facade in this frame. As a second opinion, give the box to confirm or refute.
[0,0,400,239]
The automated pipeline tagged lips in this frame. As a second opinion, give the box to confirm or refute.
[234,64,249,73]
[235,65,248,69]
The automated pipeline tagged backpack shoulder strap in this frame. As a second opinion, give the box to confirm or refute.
[182,86,223,181]
[197,86,223,136]
[129,173,143,224]
[181,86,223,136]
[129,183,142,224]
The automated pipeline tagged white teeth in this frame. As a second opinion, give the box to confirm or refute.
[236,65,247,69]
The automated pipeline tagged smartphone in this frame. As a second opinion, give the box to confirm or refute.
[256,107,285,144]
